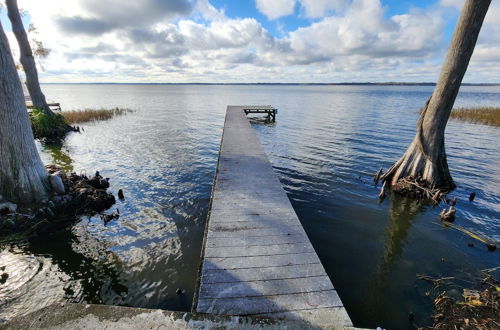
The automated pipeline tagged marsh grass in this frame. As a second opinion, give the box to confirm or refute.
[450,107,500,127]
[62,107,134,124]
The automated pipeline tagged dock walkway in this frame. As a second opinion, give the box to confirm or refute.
[195,106,352,328]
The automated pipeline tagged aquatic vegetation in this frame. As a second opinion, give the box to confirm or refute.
[62,107,134,124]
[29,107,68,138]
[450,107,500,126]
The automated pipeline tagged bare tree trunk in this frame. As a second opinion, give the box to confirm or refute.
[6,0,54,117]
[381,0,491,192]
[0,19,50,204]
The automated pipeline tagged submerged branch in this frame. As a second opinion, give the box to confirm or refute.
[391,176,444,200]
[443,221,498,251]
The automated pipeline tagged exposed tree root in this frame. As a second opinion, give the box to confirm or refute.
[373,167,383,186]
[0,165,117,241]
[380,95,456,198]
[440,206,456,222]
[378,181,387,200]
[390,175,445,200]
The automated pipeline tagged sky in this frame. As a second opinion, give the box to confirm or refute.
[0,0,499,83]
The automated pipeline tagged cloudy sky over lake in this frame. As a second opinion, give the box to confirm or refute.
[1,0,499,83]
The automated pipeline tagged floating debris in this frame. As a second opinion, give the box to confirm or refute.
[430,275,499,329]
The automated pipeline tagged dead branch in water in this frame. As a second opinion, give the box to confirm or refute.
[373,168,383,186]
[443,221,498,251]
[391,176,444,200]
[417,274,455,284]
[378,181,387,200]
[429,275,499,329]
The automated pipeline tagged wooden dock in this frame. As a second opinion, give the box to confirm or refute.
[195,106,352,328]
[25,94,61,111]
[243,105,277,122]
[26,102,61,111]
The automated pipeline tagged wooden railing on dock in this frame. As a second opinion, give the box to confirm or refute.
[25,94,61,111]
[243,105,277,122]
[26,101,61,111]
[194,105,352,328]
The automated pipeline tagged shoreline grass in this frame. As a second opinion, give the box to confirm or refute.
[62,107,134,124]
[450,107,500,127]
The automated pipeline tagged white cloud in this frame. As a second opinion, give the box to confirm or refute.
[299,0,348,18]
[439,0,464,10]
[286,0,444,63]
[434,1,500,82]
[255,0,296,20]
[255,0,348,20]
[2,0,496,83]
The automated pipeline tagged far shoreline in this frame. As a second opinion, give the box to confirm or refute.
[39,82,500,86]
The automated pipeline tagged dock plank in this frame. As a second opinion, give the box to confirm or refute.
[204,242,314,258]
[196,106,352,327]
[203,252,322,270]
[199,276,333,299]
[201,263,326,284]
[206,234,308,248]
[197,290,343,315]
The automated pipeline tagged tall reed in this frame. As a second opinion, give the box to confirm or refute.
[62,108,134,124]
[450,107,500,127]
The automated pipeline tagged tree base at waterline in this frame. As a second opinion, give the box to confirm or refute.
[0,165,116,243]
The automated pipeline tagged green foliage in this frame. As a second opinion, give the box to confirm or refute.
[29,108,68,138]
[28,23,51,71]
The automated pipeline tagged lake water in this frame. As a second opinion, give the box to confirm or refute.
[0,84,499,328]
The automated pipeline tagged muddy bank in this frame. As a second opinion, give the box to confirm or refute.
[0,165,116,240]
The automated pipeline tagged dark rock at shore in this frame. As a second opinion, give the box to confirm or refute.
[0,165,117,238]
[67,172,115,212]
[0,202,17,215]
[88,171,110,190]
[50,174,65,194]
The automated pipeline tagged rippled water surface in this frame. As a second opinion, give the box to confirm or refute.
[1,84,499,328]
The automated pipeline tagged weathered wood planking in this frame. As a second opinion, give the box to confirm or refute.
[196,106,352,328]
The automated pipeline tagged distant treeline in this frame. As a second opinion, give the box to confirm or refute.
[40,82,500,86]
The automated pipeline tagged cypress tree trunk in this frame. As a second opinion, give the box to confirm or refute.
[6,0,54,117]
[381,0,491,192]
[0,19,50,204]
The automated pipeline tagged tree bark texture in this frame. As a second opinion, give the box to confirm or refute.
[0,19,49,203]
[381,0,491,191]
[6,0,54,117]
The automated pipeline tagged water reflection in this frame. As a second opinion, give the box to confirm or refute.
[0,225,126,321]
[0,247,75,321]
[39,138,74,172]
[27,227,127,304]
[377,195,426,282]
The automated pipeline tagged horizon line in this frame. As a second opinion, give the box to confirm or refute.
[39,82,500,86]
